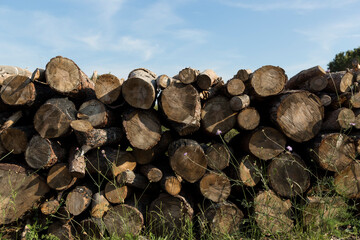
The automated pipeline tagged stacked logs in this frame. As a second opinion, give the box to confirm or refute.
[0,56,359,239]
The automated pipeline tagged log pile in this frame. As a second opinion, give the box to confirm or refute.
[0,56,359,239]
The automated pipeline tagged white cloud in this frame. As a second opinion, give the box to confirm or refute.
[113,36,160,61]
[221,0,359,11]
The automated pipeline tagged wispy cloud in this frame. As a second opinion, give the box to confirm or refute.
[113,36,160,61]
[221,0,359,11]
[173,29,208,43]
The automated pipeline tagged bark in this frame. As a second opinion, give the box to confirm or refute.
[201,96,237,135]
[199,80,225,100]
[0,163,50,224]
[199,172,231,202]
[178,67,199,84]
[156,74,179,90]
[226,78,246,96]
[229,94,250,111]
[122,109,161,150]
[204,143,230,171]
[122,68,157,109]
[160,82,201,136]
[234,69,252,82]
[334,162,360,199]
[0,65,31,85]
[65,185,92,216]
[47,163,76,191]
[139,164,163,182]
[168,139,207,183]
[0,75,35,106]
[322,107,355,131]
[31,68,46,82]
[0,110,22,135]
[285,65,327,92]
[197,69,219,90]
[77,99,114,128]
[269,90,324,142]
[68,145,88,178]
[40,199,60,215]
[324,71,353,93]
[91,191,110,218]
[236,107,260,130]
[117,169,149,189]
[45,56,95,98]
[95,73,123,104]
[33,98,77,138]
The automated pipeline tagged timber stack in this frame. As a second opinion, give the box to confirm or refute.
[0,56,359,239]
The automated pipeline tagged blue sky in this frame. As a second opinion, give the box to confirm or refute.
[1,0,360,80]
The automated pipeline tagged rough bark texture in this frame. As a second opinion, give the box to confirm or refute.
[322,107,355,131]
[270,91,324,142]
[0,163,50,224]
[201,96,237,135]
[78,99,114,128]
[205,143,230,171]
[234,69,252,81]
[122,68,157,109]
[324,71,353,93]
[334,162,360,199]
[65,186,92,216]
[236,107,260,130]
[95,73,123,104]
[250,65,287,97]
[0,110,22,135]
[178,67,199,84]
[122,109,161,150]
[285,65,327,92]
[0,75,35,106]
[226,78,245,96]
[160,82,201,136]
[268,152,310,198]
[91,191,110,218]
[197,69,218,90]
[229,94,250,112]
[199,80,224,100]
[34,98,77,138]
[199,172,231,202]
[168,139,207,183]
[116,169,149,189]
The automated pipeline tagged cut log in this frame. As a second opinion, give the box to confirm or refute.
[199,172,231,202]
[122,109,161,150]
[122,68,157,109]
[139,164,163,182]
[178,67,199,84]
[68,146,87,178]
[199,201,244,236]
[0,126,34,154]
[160,173,182,196]
[77,99,114,128]
[156,74,179,90]
[311,133,356,172]
[0,163,50,224]
[47,222,74,240]
[116,169,149,189]
[236,155,261,187]
[148,193,193,236]
[334,162,360,199]
[197,69,219,90]
[285,65,327,92]
[168,139,207,183]
[65,186,92,216]
[249,65,287,97]
[199,80,225,100]
[0,65,31,85]
[160,82,201,135]
[45,56,95,98]
[91,191,110,218]
[324,71,353,93]
[25,135,66,169]
[204,143,230,171]
[0,110,22,135]
[234,69,252,81]
[317,93,332,107]
[95,73,123,104]
[34,98,77,138]
[71,120,123,149]
[236,107,260,130]
[321,107,355,131]
[235,127,286,161]
[268,152,310,198]
[76,218,103,240]
[254,190,293,235]
[201,96,237,135]
[226,78,246,96]
[40,199,60,215]
[229,94,250,112]
[349,91,360,109]
[0,75,35,106]
[31,68,46,82]
[104,181,130,204]
[103,204,144,237]
[47,163,76,191]
[303,196,347,227]
[269,91,323,142]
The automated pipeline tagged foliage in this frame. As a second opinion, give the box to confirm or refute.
[328,46,360,71]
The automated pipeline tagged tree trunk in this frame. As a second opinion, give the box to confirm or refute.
[103,204,144,237]
[234,69,252,81]
[269,90,324,142]
[321,107,355,131]
[77,99,114,128]
[0,65,31,85]
[139,164,163,182]
[65,185,92,216]
[204,143,230,171]
[249,65,287,97]
[334,162,360,199]
[311,133,356,172]
[168,139,207,183]
[201,96,237,135]
[122,68,157,109]
[160,173,182,196]
[254,190,293,235]
[229,94,250,111]
[0,126,34,154]
[225,78,246,96]
[197,69,219,90]
[95,73,123,105]
[104,181,130,204]
[34,98,77,138]
[199,80,224,100]
[91,191,110,218]
[236,107,260,130]
[0,75,35,106]
[45,56,95,98]
[160,82,201,136]
[25,135,66,169]
[324,71,353,93]
[178,67,199,84]
[148,193,193,236]
[0,163,50,224]
[122,109,161,150]
[47,163,76,191]
[268,152,310,198]
[199,172,231,202]
[285,65,327,92]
